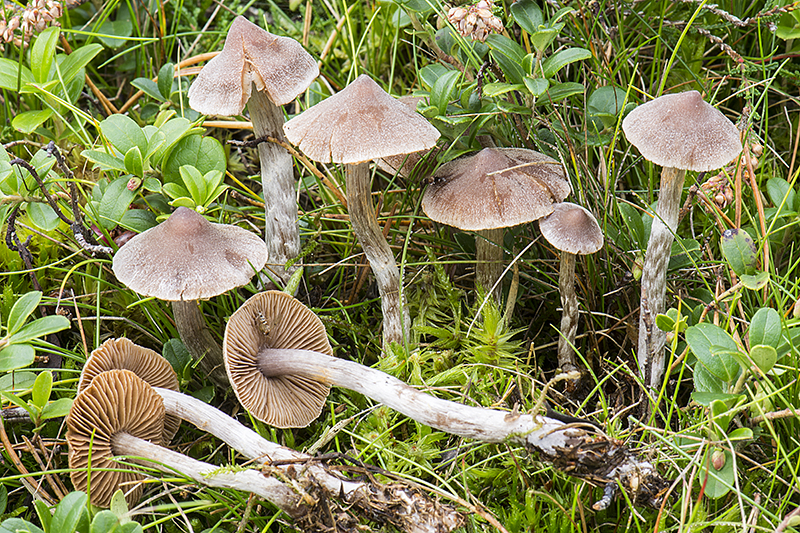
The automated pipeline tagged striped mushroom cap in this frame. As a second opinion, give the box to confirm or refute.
[223,291,332,428]
[112,207,267,301]
[621,90,742,172]
[539,202,604,255]
[67,370,165,507]
[423,147,571,231]
[79,338,181,443]
[188,15,318,115]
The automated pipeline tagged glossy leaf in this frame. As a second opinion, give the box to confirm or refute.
[0,519,45,533]
[720,228,757,276]
[541,47,591,78]
[749,307,781,348]
[0,344,36,372]
[486,34,526,85]
[158,63,175,100]
[58,44,103,86]
[9,315,70,344]
[7,291,42,336]
[12,109,54,134]
[99,114,148,157]
[686,323,739,383]
[0,58,34,91]
[41,398,74,420]
[31,370,53,410]
[31,27,60,84]
[124,146,144,178]
[536,81,584,104]
[96,177,136,229]
[131,78,164,101]
[51,490,88,533]
[510,0,543,35]
[82,150,127,173]
[162,135,225,184]
[523,76,549,97]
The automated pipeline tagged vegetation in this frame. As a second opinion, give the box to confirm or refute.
[2,0,800,531]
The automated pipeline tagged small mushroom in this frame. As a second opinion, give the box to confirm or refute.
[422,147,571,297]
[112,206,267,388]
[538,202,604,373]
[78,337,181,443]
[622,90,742,390]
[67,369,303,512]
[375,96,438,179]
[283,74,441,348]
[188,16,318,285]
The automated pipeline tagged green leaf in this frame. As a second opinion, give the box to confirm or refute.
[541,47,591,78]
[0,518,45,533]
[655,313,675,333]
[766,177,795,211]
[486,34,526,85]
[31,27,60,84]
[178,165,206,204]
[163,338,192,380]
[0,344,36,372]
[727,427,753,441]
[58,44,103,86]
[158,63,174,100]
[749,307,781,348]
[482,82,525,97]
[9,315,70,344]
[529,26,561,53]
[536,82,584,104]
[97,177,136,229]
[0,58,34,91]
[510,0,543,35]
[741,271,769,290]
[28,202,62,231]
[419,64,453,91]
[749,345,777,374]
[720,228,757,276]
[686,323,739,383]
[90,510,122,533]
[12,109,55,134]
[702,449,735,499]
[95,16,133,48]
[81,150,127,173]
[429,70,461,115]
[0,389,37,420]
[618,202,645,250]
[690,391,741,405]
[41,397,74,420]
[162,135,225,184]
[161,182,190,201]
[7,291,43,336]
[32,370,53,410]
[149,117,193,165]
[119,209,157,233]
[99,115,148,157]
[523,76,549,97]
[708,346,742,383]
[51,490,88,533]
[109,489,131,523]
[35,500,51,532]
[131,78,164,101]
[124,147,144,178]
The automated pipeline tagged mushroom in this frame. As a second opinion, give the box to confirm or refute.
[67,369,307,513]
[188,16,318,285]
[538,202,604,373]
[282,74,441,348]
[622,90,742,390]
[78,337,181,442]
[422,147,571,297]
[375,96,438,179]
[220,291,668,509]
[112,206,267,388]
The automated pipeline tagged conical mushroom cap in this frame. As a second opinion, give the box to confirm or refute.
[621,90,742,172]
[375,96,438,179]
[188,16,319,115]
[224,291,332,428]
[539,202,604,255]
[79,338,181,443]
[283,74,441,164]
[67,370,165,508]
[422,147,571,231]
[112,207,267,301]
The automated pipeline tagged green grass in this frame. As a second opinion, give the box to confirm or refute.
[2,0,800,531]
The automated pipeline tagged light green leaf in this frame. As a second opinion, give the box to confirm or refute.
[9,315,70,344]
[131,78,164,101]
[99,114,148,157]
[0,344,36,372]
[31,27,60,84]
[178,165,206,204]
[702,448,735,499]
[162,135,225,184]
[31,370,53,410]
[741,271,769,290]
[161,182,189,200]
[97,177,136,229]
[0,518,46,533]
[12,109,54,134]
[0,58,34,91]
[58,44,103,85]
[51,490,88,533]
[124,146,144,178]
[7,291,42,336]
[523,76,549,97]
[82,149,127,173]
[28,202,62,231]
[749,307,781,348]
[749,345,777,374]
[720,228,757,276]
[41,398,73,420]
[541,47,592,78]
[686,323,739,383]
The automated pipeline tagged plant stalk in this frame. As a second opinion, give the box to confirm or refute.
[171,300,229,388]
[476,228,504,300]
[556,251,579,372]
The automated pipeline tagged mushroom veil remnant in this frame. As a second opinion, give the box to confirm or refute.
[188,16,318,285]
[283,74,440,348]
[622,90,742,391]
[112,206,267,388]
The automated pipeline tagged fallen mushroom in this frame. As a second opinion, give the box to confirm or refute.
[283,74,441,348]
[622,91,742,390]
[112,206,267,388]
[422,147,571,298]
[188,16,318,285]
[539,202,604,373]
[223,291,668,508]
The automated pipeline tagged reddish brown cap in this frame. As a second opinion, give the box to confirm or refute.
[112,207,267,301]
[67,370,165,507]
[223,291,332,428]
[539,202,604,255]
[188,16,319,115]
[621,90,742,172]
[79,338,181,443]
[282,74,440,164]
[422,147,571,231]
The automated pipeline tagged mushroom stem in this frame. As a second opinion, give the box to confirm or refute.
[345,162,408,348]
[171,300,229,388]
[248,88,300,286]
[110,432,305,518]
[638,166,686,390]
[475,228,504,299]
[556,251,579,372]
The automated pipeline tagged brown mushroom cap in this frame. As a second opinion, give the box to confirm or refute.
[79,338,181,443]
[223,291,332,428]
[112,207,267,301]
[422,147,571,231]
[539,202,604,255]
[375,96,438,179]
[67,370,165,508]
[621,90,742,172]
[282,74,440,164]
[188,16,319,115]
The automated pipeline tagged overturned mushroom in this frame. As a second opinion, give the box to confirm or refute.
[112,206,267,388]
[283,74,441,348]
[622,91,742,390]
[539,202,604,373]
[223,291,668,508]
[188,16,318,284]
